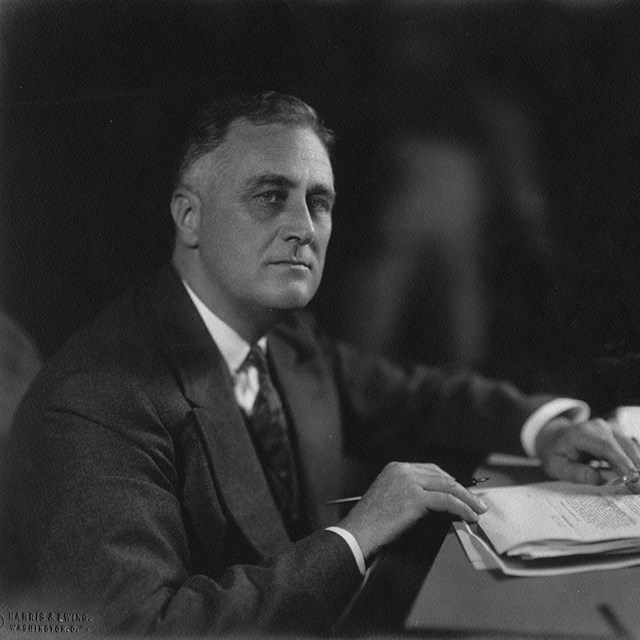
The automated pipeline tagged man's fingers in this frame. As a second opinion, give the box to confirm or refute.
[422,489,486,522]
[381,462,489,519]
[545,453,601,485]
[415,475,489,519]
[565,419,637,477]
[614,431,640,471]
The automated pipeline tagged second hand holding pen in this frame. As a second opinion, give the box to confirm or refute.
[326,477,490,505]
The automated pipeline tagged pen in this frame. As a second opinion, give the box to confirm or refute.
[608,469,640,488]
[326,477,490,505]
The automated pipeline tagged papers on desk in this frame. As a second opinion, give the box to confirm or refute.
[455,481,640,576]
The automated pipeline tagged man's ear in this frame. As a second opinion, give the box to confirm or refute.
[171,189,201,249]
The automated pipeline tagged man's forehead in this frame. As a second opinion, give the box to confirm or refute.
[226,119,329,159]
[220,119,333,182]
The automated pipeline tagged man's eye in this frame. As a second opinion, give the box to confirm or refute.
[308,197,332,214]
[257,191,285,205]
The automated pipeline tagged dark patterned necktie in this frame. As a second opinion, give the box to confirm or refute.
[242,344,305,535]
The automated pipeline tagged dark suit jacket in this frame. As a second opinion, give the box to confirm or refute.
[0,265,549,635]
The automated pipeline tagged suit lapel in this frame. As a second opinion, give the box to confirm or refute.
[268,327,345,529]
[148,267,290,559]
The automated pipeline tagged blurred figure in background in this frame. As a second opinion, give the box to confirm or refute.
[349,133,489,367]
[342,90,558,391]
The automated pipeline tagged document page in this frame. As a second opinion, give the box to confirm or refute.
[475,482,640,556]
[454,521,640,576]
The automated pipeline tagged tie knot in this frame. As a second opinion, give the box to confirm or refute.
[244,343,269,375]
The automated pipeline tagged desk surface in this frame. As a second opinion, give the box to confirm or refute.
[342,458,640,639]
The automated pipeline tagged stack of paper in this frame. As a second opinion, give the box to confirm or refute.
[455,481,640,576]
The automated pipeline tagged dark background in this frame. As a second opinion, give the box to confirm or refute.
[1,0,640,407]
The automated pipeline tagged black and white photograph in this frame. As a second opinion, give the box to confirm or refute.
[1,1,640,637]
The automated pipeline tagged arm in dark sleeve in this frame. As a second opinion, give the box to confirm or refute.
[0,370,362,635]
[327,335,551,467]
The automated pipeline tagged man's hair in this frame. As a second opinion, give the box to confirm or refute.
[174,91,335,189]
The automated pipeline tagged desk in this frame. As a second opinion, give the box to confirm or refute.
[341,457,640,639]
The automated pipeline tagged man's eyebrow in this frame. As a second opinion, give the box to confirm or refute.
[308,184,337,201]
[245,174,297,191]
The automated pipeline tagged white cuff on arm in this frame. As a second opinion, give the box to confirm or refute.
[325,526,367,576]
[520,398,591,457]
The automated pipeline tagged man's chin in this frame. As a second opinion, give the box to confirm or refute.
[261,285,317,313]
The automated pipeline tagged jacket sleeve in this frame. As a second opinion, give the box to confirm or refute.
[322,327,552,468]
[0,368,363,636]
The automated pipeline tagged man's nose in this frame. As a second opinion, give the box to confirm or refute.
[282,199,314,245]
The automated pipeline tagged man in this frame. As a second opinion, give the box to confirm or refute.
[1,92,638,635]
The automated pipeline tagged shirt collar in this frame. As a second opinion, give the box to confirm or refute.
[181,280,266,374]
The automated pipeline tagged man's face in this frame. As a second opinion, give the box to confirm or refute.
[184,119,334,332]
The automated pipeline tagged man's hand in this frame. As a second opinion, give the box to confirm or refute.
[536,416,640,489]
[337,462,488,560]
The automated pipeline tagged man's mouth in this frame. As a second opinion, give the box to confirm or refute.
[271,259,312,269]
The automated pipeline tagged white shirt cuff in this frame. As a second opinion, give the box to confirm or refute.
[614,406,640,441]
[520,398,591,457]
[325,526,367,576]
